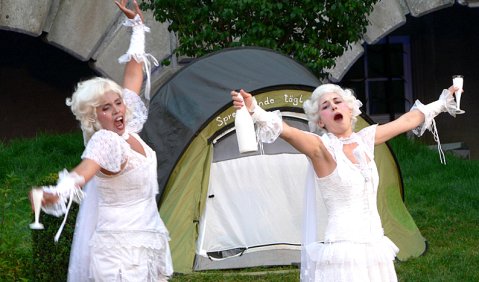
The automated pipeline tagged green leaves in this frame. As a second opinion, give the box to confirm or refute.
[141,0,379,78]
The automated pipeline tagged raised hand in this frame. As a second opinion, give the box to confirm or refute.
[231,89,254,111]
[115,0,143,21]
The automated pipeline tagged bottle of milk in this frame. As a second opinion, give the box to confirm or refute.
[235,94,258,153]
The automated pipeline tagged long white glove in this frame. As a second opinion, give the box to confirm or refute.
[410,89,457,164]
[118,14,159,100]
[41,169,85,242]
[248,98,283,143]
[41,170,85,216]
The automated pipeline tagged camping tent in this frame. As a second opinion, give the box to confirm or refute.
[141,47,426,273]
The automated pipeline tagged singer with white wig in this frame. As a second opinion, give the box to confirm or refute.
[231,81,460,282]
[28,1,173,281]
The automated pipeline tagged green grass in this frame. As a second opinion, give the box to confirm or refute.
[0,132,84,281]
[0,133,477,281]
[389,136,479,282]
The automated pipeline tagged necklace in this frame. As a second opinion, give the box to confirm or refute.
[334,133,357,144]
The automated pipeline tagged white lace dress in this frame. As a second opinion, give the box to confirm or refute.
[67,89,173,281]
[302,125,398,282]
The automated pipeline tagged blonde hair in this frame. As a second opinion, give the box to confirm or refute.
[66,77,130,144]
[303,84,362,135]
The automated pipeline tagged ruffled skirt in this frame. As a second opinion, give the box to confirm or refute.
[89,231,173,281]
[304,236,399,282]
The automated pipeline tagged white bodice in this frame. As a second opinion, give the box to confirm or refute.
[315,125,383,243]
[90,134,168,249]
[67,53,173,281]
[79,89,168,250]
[252,112,398,281]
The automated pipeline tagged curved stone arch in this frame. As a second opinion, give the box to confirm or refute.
[327,0,475,82]
[2,0,476,89]
[0,0,176,94]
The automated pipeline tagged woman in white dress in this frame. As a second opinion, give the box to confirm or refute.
[231,83,460,282]
[31,1,173,281]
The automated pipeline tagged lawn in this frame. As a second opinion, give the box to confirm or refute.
[0,132,477,281]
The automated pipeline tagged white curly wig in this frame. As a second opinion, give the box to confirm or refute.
[303,83,363,135]
[65,77,131,145]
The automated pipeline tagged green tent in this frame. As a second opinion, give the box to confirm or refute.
[141,47,426,273]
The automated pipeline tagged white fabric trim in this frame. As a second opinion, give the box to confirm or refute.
[300,161,328,282]
[67,178,98,282]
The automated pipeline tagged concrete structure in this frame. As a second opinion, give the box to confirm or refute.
[0,0,176,85]
[0,0,466,91]
[328,0,456,81]
[0,0,477,158]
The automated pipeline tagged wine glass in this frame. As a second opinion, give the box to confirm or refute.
[452,75,465,114]
[29,187,44,230]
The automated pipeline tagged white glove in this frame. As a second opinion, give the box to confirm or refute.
[410,89,457,164]
[118,14,158,101]
[249,98,283,143]
[410,89,456,137]
[41,170,85,217]
[119,14,149,63]
[40,169,85,242]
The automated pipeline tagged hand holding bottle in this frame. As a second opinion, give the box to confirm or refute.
[231,89,258,153]
[231,89,254,112]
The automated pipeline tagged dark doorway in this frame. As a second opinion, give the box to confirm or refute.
[0,30,98,141]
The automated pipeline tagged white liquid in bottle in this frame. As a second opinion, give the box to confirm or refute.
[235,94,258,153]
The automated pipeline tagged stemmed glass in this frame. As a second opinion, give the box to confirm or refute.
[452,75,465,114]
[29,187,44,230]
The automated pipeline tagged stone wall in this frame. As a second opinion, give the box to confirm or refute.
[1,0,464,89]
[1,0,477,158]
[0,0,176,85]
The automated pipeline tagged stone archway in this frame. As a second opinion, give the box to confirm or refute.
[0,0,177,90]
[1,0,476,150]
[1,0,469,89]
[0,1,177,140]
[328,0,469,82]
[328,0,477,159]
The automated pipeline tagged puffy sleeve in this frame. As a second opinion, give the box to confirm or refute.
[357,124,378,156]
[81,130,129,173]
[123,88,148,133]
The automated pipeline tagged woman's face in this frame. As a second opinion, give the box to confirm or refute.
[317,92,353,137]
[95,91,127,135]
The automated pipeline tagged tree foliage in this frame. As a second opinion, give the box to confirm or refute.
[141,0,379,78]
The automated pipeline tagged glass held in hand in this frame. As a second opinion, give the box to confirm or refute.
[452,75,465,114]
[29,187,44,230]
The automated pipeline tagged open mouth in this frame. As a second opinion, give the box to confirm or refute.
[114,116,124,130]
[334,113,343,121]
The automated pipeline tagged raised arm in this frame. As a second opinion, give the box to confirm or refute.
[231,89,336,177]
[281,122,337,177]
[116,0,145,95]
[122,57,144,95]
[375,85,459,145]
[374,107,426,145]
